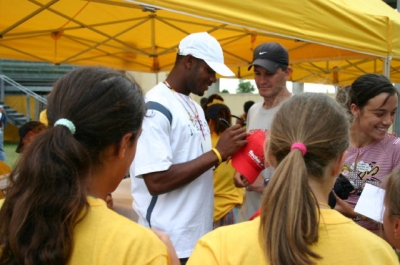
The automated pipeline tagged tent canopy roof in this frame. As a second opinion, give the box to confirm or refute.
[1,0,399,85]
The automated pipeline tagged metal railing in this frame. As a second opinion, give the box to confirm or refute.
[0,75,47,127]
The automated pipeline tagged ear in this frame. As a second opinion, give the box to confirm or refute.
[284,67,292,81]
[331,151,347,177]
[183,55,196,70]
[117,133,133,160]
[350,103,359,118]
[24,131,36,141]
[266,153,276,168]
[208,119,215,130]
[393,217,400,237]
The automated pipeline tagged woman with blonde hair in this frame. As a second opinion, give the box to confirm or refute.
[187,93,398,265]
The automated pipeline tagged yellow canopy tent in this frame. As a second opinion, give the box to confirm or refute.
[0,0,399,85]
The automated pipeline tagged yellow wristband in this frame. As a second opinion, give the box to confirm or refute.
[211,148,222,164]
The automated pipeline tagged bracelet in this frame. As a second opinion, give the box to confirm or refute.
[211,148,222,164]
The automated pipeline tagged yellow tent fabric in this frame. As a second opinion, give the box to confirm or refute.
[0,0,399,85]
[129,0,397,57]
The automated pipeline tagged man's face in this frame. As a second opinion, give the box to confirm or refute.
[253,65,290,99]
[186,57,217,97]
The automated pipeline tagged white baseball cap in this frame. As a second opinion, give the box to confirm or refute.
[178,32,235,77]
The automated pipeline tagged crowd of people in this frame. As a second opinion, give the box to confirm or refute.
[0,31,399,265]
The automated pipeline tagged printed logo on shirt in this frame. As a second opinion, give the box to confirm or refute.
[341,160,381,190]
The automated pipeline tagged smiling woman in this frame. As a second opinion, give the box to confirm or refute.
[335,73,400,235]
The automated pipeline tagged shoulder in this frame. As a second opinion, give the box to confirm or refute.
[376,133,400,157]
[247,102,263,116]
[189,219,266,265]
[317,211,398,263]
[70,198,169,264]
[382,133,400,147]
[249,102,263,110]
[146,82,171,103]
[195,219,259,248]
[83,201,168,250]
[84,198,157,240]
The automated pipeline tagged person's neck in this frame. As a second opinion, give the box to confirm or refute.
[165,70,189,95]
[350,125,376,148]
[308,177,333,209]
[263,89,291,109]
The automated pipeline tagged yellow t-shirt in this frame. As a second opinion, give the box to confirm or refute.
[212,132,243,222]
[39,109,48,126]
[188,209,399,265]
[70,196,169,264]
[0,197,170,264]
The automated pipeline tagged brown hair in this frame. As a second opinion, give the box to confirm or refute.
[349,74,397,110]
[0,67,145,265]
[204,99,231,135]
[384,168,400,219]
[336,85,353,123]
[259,93,349,265]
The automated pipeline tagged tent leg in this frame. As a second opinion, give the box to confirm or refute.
[292,82,304,94]
[383,57,391,78]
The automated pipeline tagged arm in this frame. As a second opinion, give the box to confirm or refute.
[144,124,247,196]
[245,174,265,193]
[151,229,180,265]
[233,171,264,193]
[333,192,358,218]
[233,171,248,188]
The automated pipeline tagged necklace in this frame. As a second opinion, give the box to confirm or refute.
[163,81,205,140]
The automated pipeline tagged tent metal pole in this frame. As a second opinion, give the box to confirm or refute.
[383,57,391,78]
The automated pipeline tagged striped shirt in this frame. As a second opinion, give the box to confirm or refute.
[341,133,400,230]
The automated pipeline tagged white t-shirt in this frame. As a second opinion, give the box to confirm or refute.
[238,101,281,222]
[130,82,213,258]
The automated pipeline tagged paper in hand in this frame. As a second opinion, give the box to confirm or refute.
[354,183,385,223]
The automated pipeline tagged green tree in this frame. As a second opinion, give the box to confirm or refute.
[221,89,230,94]
[236,80,255,93]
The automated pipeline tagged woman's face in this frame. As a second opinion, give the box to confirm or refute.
[352,93,398,143]
[383,202,400,249]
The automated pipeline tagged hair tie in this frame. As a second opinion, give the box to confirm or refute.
[54,118,76,135]
[291,142,307,156]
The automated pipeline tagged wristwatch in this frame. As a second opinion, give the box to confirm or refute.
[352,214,365,222]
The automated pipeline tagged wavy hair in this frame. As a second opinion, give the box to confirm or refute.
[0,67,145,265]
[259,93,349,265]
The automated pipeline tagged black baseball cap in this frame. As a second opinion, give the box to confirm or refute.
[16,121,45,153]
[248,42,289,73]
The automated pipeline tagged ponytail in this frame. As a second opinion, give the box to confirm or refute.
[260,149,320,265]
[0,126,90,264]
[259,93,349,265]
[0,67,145,264]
